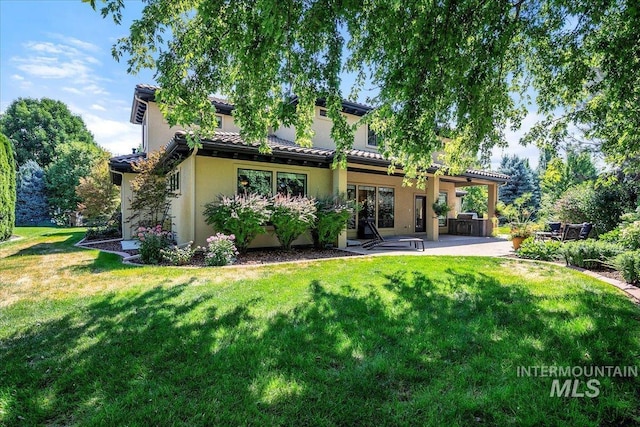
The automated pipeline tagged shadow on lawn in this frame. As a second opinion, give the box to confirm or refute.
[7,230,86,257]
[1,268,639,425]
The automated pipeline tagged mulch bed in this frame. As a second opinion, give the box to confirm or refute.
[79,239,361,266]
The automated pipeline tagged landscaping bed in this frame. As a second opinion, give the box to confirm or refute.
[81,239,361,265]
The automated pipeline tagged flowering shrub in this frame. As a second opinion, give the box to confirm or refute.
[270,194,317,250]
[311,194,357,249]
[160,243,196,266]
[135,225,173,264]
[202,233,239,266]
[203,193,270,253]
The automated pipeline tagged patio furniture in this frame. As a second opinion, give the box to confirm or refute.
[361,220,425,251]
[551,223,593,242]
[534,222,563,241]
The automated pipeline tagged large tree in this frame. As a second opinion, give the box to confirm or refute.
[45,141,105,218]
[498,155,539,210]
[0,133,16,241]
[0,98,96,168]
[88,0,639,175]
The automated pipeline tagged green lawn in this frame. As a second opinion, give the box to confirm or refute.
[1,228,639,426]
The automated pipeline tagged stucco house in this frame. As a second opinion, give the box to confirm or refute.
[110,84,508,249]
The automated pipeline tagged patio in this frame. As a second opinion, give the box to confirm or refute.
[345,234,513,257]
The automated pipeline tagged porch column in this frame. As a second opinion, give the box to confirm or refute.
[332,166,348,248]
[426,176,440,241]
[487,183,498,237]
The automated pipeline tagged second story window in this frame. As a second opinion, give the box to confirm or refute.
[216,115,223,129]
[319,109,328,117]
[367,126,378,147]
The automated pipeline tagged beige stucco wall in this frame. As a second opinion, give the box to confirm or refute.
[144,103,241,153]
[169,154,196,245]
[274,107,375,152]
[119,173,136,240]
[190,156,335,247]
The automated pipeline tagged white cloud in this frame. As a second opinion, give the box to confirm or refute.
[16,57,91,79]
[81,112,141,156]
[62,86,84,95]
[11,74,24,80]
[491,112,543,170]
[47,33,100,53]
[91,104,107,111]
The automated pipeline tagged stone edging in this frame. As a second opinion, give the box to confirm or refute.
[74,239,142,267]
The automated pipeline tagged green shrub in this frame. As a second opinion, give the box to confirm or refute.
[270,194,316,250]
[85,223,121,241]
[598,228,621,244]
[516,237,562,261]
[618,210,640,250]
[560,240,624,269]
[135,225,173,264]
[0,133,16,241]
[160,243,196,266]
[611,251,640,284]
[203,193,271,253]
[202,233,238,266]
[311,194,356,249]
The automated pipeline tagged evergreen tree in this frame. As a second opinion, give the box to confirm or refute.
[498,155,540,211]
[15,160,50,225]
[0,133,16,240]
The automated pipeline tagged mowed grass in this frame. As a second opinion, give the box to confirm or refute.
[1,228,640,426]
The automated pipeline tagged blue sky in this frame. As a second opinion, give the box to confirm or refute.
[0,0,540,167]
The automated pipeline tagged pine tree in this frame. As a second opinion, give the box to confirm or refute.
[15,160,50,225]
[498,155,540,211]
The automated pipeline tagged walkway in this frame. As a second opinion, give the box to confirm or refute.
[345,234,513,257]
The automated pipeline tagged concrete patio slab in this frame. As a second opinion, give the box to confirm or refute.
[343,234,513,257]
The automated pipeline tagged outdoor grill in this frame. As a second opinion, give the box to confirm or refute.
[448,212,488,236]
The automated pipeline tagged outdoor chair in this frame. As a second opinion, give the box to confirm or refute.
[360,220,425,251]
[535,222,563,241]
[551,223,592,242]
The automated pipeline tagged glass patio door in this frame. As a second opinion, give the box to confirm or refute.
[415,196,426,232]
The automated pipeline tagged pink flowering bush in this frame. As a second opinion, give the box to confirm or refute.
[202,233,239,266]
[270,194,317,250]
[135,225,173,264]
[203,193,270,253]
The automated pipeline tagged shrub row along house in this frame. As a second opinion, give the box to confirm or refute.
[110,84,509,249]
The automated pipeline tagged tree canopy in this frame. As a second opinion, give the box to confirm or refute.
[88,0,640,174]
[45,141,106,217]
[0,98,96,168]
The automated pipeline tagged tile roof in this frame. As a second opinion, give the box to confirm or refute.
[168,131,509,182]
[109,152,145,168]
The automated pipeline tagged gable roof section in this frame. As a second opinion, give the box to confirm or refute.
[131,84,235,125]
[130,84,374,124]
[161,131,509,183]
